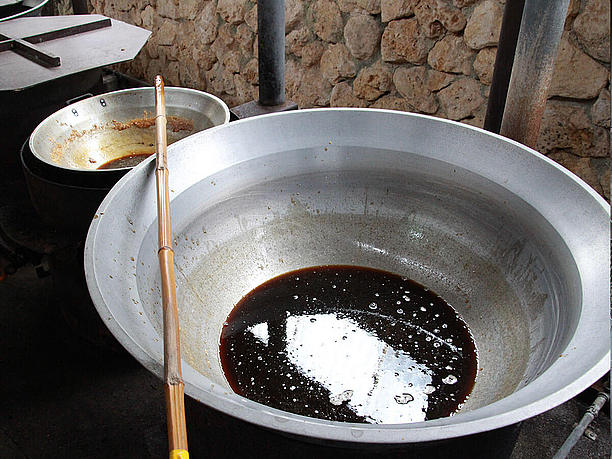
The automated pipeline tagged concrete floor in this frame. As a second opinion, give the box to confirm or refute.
[0,262,609,458]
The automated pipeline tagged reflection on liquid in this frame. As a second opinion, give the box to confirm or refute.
[284,313,432,423]
[220,265,477,424]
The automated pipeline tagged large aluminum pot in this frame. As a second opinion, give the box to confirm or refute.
[84,109,609,444]
[29,86,230,172]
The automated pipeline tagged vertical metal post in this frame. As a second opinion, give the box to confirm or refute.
[499,0,570,147]
[483,0,525,134]
[258,0,285,106]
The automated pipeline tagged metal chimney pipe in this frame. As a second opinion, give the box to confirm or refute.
[257,0,285,106]
[499,0,570,147]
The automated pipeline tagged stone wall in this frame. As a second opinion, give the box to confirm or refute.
[89,0,610,198]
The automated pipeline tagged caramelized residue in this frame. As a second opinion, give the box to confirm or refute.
[110,114,194,132]
[97,152,153,169]
[49,111,194,164]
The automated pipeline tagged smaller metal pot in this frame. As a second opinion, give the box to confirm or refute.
[25,86,229,233]
[29,87,230,172]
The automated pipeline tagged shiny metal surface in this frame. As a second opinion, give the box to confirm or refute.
[30,87,230,172]
[85,109,610,444]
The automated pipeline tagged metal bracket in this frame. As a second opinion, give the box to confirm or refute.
[583,427,597,441]
[230,99,298,120]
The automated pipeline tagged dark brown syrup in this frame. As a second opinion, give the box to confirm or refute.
[97,152,152,169]
[220,265,478,424]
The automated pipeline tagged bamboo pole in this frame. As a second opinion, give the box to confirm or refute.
[155,75,189,459]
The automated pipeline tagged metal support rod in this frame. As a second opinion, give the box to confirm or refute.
[0,36,60,67]
[499,0,570,147]
[483,0,525,134]
[21,18,111,45]
[257,0,285,106]
[552,391,609,459]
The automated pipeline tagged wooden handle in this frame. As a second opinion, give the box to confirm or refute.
[155,75,189,455]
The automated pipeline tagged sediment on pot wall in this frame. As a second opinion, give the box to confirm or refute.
[88,0,610,200]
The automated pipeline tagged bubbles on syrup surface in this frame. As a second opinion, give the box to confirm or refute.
[219,265,478,424]
[329,389,354,406]
[394,393,415,404]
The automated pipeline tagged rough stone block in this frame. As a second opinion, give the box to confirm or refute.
[393,66,438,113]
[157,20,178,46]
[337,0,381,14]
[211,23,237,60]
[464,0,502,50]
[243,58,258,84]
[537,99,610,158]
[217,0,246,24]
[353,61,393,100]
[194,2,219,45]
[591,89,611,128]
[473,47,497,85]
[301,41,326,66]
[245,5,257,31]
[427,35,474,75]
[286,59,332,107]
[549,34,609,99]
[286,27,314,56]
[414,0,466,38]
[381,0,415,23]
[311,0,344,43]
[573,0,610,63]
[222,50,243,74]
[452,0,478,6]
[206,62,237,96]
[158,0,179,19]
[370,94,410,111]
[427,69,456,92]
[236,23,254,54]
[381,18,430,64]
[193,45,218,72]
[437,77,483,120]
[286,0,305,32]
[234,73,256,104]
[344,13,381,60]
[141,5,155,29]
[179,0,201,20]
[330,81,367,107]
[180,59,202,89]
[321,43,357,84]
